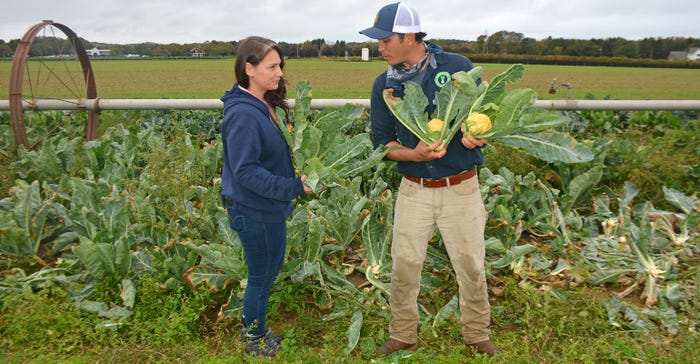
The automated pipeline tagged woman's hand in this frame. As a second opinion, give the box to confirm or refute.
[300,174,314,195]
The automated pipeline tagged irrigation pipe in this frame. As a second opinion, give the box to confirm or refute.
[1,99,700,111]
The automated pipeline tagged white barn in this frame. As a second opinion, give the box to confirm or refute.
[87,47,110,57]
[667,48,700,61]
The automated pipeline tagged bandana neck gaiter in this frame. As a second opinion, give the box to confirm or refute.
[385,42,439,90]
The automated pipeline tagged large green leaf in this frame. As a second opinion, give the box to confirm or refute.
[296,124,323,167]
[0,224,31,258]
[515,108,571,133]
[320,261,358,291]
[314,179,368,248]
[339,145,394,178]
[479,63,525,107]
[289,216,324,282]
[120,278,136,308]
[290,261,321,283]
[304,215,324,262]
[183,265,234,292]
[486,88,537,136]
[489,244,537,269]
[72,236,131,280]
[560,166,604,214]
[434,82,476,150]
[495,132,594,163]
[293,80,313,125]
[345,311,363,353]
[0,181,52,260]
[589,268,627,285]
[383,82,431,144]
[662,186,698,215]
[324,134,371,169]
[361,197,393,295]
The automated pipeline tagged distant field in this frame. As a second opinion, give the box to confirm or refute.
[1,58,699,100]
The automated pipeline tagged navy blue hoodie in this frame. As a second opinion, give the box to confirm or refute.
[220,84,306,223]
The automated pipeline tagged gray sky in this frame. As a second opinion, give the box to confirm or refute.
[1,0,699,44]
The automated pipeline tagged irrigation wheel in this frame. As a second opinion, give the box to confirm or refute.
[9,20,98,151]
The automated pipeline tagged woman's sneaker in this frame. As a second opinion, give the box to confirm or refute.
[244,328,282,357]
[239,324,283,344]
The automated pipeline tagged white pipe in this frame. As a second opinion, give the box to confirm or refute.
[1,98,700,111]
[532,99,700,111]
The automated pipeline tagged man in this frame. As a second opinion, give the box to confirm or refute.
[359,2,499,357]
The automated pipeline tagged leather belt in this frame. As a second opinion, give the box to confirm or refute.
[404,169,476,188]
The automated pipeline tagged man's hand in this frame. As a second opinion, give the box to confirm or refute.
[414,140,447,161]
[461,136,488,149]
[385,140,446,162]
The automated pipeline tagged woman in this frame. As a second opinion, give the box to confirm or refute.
[220,36,313,358]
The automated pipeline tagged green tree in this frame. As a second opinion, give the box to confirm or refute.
[201,40,235,57]
[520,37,541,55]
[541,37,569,56]
[0,39,12,57]
[613,41,638,58]
[298,41,319,58]
[108,44,124,57]
[311,38,325,57]
[486,30,524,54]
[329,40,347,57]
[476,34,488,53]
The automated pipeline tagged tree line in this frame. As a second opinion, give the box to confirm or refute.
[0,31,698,60]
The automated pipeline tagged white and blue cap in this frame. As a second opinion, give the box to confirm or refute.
[359,2,421,39]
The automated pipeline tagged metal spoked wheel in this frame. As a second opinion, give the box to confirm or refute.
[9,20,98,151]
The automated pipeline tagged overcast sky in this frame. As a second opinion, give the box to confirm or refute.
[1,0,699,44]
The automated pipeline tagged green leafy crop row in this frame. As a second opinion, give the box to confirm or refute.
[0,83,698,361]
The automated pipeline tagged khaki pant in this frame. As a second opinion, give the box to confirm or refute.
[388,175,491,345]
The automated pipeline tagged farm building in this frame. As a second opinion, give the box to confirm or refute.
[688,48,700,61]
[190,47,206,57]
[667,48,700,61]
[87,47,110,57]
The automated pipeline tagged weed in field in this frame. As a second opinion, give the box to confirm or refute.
[129,275,213,345]
[0,286,113,358]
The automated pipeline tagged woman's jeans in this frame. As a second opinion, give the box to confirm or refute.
[227,207,287,337]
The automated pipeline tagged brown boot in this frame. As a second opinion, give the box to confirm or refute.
[376,338,417,356]
[466,340,500,357]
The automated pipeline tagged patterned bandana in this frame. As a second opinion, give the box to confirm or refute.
[385,42,439,90]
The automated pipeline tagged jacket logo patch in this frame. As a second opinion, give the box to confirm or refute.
[434,71,451,87]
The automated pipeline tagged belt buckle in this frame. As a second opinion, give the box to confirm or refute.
[419,177,436,188]
[420,177,445,188]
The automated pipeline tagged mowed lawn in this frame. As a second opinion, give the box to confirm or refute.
[1,58,699,100]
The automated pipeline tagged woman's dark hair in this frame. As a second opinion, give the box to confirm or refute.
[234,36,289,115]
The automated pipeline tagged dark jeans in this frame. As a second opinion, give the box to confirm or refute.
[227,207,287,337]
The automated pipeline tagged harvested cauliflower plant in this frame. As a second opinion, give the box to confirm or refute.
[383,64,593,163]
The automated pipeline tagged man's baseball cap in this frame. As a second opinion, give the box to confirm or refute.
[359,2,421,39]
